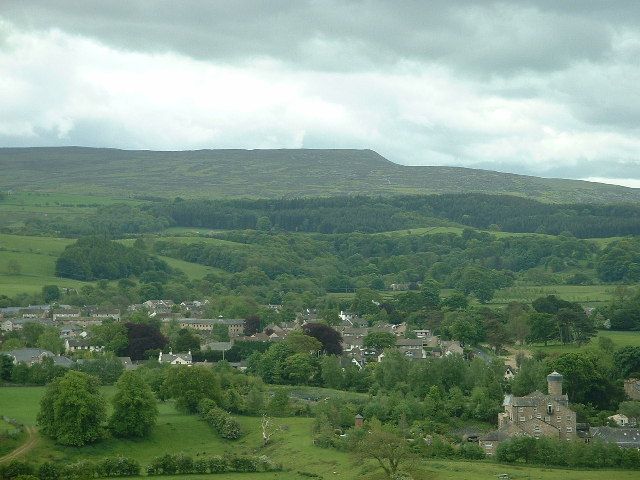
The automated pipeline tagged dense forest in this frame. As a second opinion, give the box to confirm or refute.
[155,194,640,238]
[56,237,171,281]
[15,193,640,238]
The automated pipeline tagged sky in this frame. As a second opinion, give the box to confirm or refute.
[1,1,639,187]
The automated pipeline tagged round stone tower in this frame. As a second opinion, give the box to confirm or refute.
[547,371,563,396]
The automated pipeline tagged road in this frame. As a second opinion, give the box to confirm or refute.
[0,426,38,463]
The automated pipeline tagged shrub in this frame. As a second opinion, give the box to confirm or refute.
[37,463,60,480]
[62,461,96,480]
[175,454,194,475]
[459,442,485,460]
[192,459,208,474]
[228,456,258,473]
[147,454,178,475]
[201,407,243,440]
[207,456,228,473]
[0,461,34,480]
[95,457,140,477]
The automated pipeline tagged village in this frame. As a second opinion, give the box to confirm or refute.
[2,298,640,456]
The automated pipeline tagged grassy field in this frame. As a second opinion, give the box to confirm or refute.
[0,233,226,296]
[491,285,621,306]
[1,386,639,479]
[516,330,640,356]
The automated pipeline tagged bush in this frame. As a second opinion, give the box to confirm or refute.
[95,457,140,477]
[201,407,243,440]
[62,461,96,480]
[207,456,228,473]
[459,442,485,460]
[147,454,179,475]
[192,459,208,474]
[0,461,34,479]
[228,456,258,473]
[37,463,60,480]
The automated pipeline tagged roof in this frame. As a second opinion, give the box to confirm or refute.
[160,351,193,363]
[204,341,233,351]
[547,371,563,380]
[480,426,512,442]
[590,427,640,448]
[504,390,568,407]
[1,348,72,367]
[178,318,245,326]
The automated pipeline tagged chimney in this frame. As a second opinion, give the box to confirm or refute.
[547,371,563,396]
[354,414,364,429]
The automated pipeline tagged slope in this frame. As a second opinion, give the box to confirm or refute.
[0,147,638,203]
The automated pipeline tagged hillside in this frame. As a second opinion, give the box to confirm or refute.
[1,147,639,203]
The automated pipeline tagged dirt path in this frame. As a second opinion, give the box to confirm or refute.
[0,426,38,464]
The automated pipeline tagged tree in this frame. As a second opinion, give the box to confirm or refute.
[527,312,558,346]
[162,366,221,413]
[282,353,316,385]
[244,315,261,335]
[109,371,158,438]
[173,328,200,352]
[91,320,128,354]
[284,331,322,354]
[302,323,342,355]
[420,279,441,309]
[320,355,344,389]
[22,322,45,347]
[125,322,167,360]
[36,327,64,354]
[37,371,106,446]
[485,319,510,353]
[42,285,61,303]
[351,288,382,315]
[353,420,415,479]
[0,354,13,381]
[363,332,396,350]
[615,346,640,378]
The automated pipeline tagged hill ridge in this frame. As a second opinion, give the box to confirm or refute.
[0,147,637,203]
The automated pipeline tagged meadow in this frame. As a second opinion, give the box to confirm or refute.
[0,234,222,296]
[1,386,639,480]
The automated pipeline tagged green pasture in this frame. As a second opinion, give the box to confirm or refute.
[517,330,640,356]
[491,284,621,306]
[1,386,639,479]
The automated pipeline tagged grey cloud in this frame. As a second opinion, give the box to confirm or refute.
[0,0,629,75]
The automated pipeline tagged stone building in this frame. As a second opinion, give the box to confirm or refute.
[480,371,577,455]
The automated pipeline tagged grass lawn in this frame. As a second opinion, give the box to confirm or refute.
[2,386,639,479]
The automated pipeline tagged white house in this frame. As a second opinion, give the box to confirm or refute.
[158,350,192,365]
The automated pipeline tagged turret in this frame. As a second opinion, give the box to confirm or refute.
[547,371,563,396]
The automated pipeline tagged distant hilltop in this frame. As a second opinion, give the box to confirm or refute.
[0,146,638,203]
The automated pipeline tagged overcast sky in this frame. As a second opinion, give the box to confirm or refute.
[1,1,639,186]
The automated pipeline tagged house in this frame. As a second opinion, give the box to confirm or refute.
[413,329,432,338]
[441,340,464,356]
[504,365,517,381]
[64,338,105,353]
[202,341,233,352]
[396,338,425,360]
[608,414,631,427]
[1,348,73,367]
[1,319,20,332]
[87,308,121,320]
[117,356,137,370]
[624,378,640,400]
[479,372,577,455]
[52,309,81,321]
[158,350,192,365]
[590,426,640,449]
[177,318,246,337]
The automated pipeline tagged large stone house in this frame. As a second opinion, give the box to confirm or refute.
[177,318,245,337]
[480,372,577,455]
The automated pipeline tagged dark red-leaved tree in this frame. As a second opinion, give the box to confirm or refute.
[244,315,261,336]
[302,322,342,355]
[125,322,168,360]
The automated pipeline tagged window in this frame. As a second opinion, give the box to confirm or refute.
[518,407,524,413]
[566,427,573,432]
[557,416,562,422]
[519,416,525,422]
[536,414,542,419]
[533,425,541,432]
[547,404,553,414]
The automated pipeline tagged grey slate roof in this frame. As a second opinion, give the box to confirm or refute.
[590,427,640,448]
[1,348,73,367]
